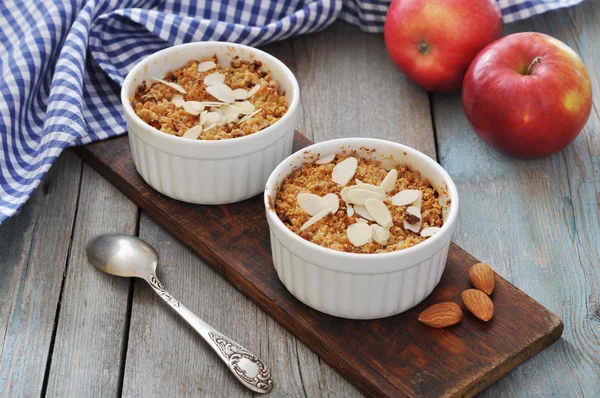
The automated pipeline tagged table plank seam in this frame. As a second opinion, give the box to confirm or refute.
[295,341,310,398]
[40,158,84,397]
[115,206,142,397]
[288,39,315,142]
[428,92,441,163]
[116,278,136,398]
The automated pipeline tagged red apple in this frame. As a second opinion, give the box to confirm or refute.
[462,32,592,158]
[384,0,502,92]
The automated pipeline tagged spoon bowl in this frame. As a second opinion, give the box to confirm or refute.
[87,234,158,279]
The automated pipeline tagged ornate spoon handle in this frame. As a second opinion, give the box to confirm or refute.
[146,274,273,394]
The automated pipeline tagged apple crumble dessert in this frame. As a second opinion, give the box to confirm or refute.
[131,56,289,140]
[274,153,444,253]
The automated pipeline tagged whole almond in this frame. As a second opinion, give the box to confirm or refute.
[418,302,463,328]
[462,289,494,321]
[469,262,495,295]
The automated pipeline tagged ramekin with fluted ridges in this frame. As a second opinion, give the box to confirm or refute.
[264,138,459,319]
[121,42,299,204]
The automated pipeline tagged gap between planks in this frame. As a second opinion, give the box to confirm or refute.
[40,160,85,397]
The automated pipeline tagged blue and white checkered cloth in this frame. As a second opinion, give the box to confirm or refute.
[0,0,586,222]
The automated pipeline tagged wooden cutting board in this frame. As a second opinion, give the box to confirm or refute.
[75,132,563,397]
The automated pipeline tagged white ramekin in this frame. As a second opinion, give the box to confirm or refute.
[121,42,300,204]
[264,138,459,319]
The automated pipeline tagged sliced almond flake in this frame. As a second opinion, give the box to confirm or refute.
[347,189,385,205]
[331,157,358,186]
[421,226,441,237]
[347,204,354,217]
[322,193,339,214]
[341,184,383,201]
[195,101,224,107]
[355,183,385,196]
[300,208,331,231]
[247,84,261,98]
[391,189,421,206]
[191,101,224,107]
[412,190,423,211]
[223,113,240,124]
[199,111,208,126]
[182,101,206,115]
[237,108,262,125]
[219,104,241,123]
[181,125,202,140]
[232,88,248,100]
[353,205,374,221]
[315,152,335,165]
[204,111,222,126]
[371,224,390,245]
[297,193,325,216]
[203,72,225,86]
[364,198,392,228]
[203,123,218,132]
[197,61,217,73]
[346,223,372,247]
[356,218,368,224]
[404,206,422,233]
[151,78,187,94]
[380,169,398,193]
[171,94,185,107]
[340,186,351,202]
[206,83,235,103]
[405,206,421,221]
[233,100,255,115]
[355,179,364,185]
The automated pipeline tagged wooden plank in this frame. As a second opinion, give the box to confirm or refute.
[44,165,138,397]
[122,214,254,397]
[0,151,82,397]
[75,126,563,397]
[292,22,436,158]
[431,3,600,396]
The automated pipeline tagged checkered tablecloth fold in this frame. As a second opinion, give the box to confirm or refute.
[0,0,585,222]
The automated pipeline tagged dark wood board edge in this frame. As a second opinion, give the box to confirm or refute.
[461,319,563,397]
[73,134,564,398]
[441,244,564,397]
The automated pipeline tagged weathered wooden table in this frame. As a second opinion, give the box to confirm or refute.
[1,3,599,397]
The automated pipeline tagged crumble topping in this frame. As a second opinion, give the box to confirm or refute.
[274,153,444,254]
[131,55,288,140]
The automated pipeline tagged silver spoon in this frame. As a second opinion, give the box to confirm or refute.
[86,233,273,394]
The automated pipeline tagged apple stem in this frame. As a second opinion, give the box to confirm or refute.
[527,57,542,75]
